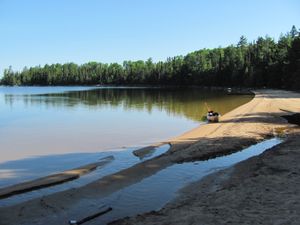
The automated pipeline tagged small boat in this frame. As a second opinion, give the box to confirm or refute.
[204,102,220,122]
[207,110,220,122]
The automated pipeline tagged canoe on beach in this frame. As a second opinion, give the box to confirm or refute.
[205,102,220,122]
[206,111,220,122]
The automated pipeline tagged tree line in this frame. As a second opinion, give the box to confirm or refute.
[1,26,300,89]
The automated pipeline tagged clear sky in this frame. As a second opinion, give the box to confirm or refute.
[0,0,299,76]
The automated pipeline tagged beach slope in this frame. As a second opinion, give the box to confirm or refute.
[112,129,300,225]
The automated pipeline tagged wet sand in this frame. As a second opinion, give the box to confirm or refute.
[0,89,300,225]
[112,129,300,225]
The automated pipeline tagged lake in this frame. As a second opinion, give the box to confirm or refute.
[0,86,252,186]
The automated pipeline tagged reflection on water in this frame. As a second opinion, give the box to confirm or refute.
[0,86,252,165]
[3,87,252,121]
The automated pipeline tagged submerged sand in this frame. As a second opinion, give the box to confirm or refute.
[0,156,114,199]
[112,129,300,225]
[0,89,300,225]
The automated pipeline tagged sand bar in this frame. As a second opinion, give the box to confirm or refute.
[0,156,114,199]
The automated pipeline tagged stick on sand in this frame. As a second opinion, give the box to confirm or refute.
[69,206,112,225]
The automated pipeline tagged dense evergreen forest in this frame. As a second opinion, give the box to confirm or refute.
[1,26,300,89]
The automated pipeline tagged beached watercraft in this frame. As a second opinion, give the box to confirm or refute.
[204,102,220,122]
[207,110,220,122]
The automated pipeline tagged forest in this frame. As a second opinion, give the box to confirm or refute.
[1,26,300,89]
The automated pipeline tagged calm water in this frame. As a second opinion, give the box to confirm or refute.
[0,138,281,224]
[0,86,252,185]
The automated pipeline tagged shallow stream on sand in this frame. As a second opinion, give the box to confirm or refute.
[0,138,279,225]
[83,138,281,224]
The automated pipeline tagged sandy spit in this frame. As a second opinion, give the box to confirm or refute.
[0,156,114,199]
[0,89,300,225]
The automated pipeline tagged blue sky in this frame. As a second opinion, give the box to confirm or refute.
[0,0,299,76]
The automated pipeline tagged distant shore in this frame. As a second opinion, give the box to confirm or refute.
[1,89,300,225]
[0,84,253,92]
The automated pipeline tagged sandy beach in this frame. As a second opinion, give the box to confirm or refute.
[0,89,300,225]
[112,129,300,225]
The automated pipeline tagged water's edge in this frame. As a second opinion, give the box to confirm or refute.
[71,138,283,224]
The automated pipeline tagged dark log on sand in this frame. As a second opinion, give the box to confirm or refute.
[69,206,112,225]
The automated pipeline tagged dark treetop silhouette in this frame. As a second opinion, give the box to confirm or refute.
[1,26,300,89]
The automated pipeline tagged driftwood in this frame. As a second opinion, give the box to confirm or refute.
[69,206,112,225]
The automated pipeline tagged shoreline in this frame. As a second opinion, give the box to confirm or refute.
[112,128,300,225]
[0,89,300,225]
